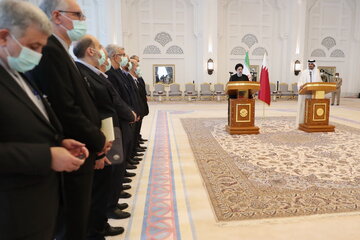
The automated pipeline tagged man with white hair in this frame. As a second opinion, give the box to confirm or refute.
[28,0,111,239]
[0,1,89,239]
[296,59,322,126]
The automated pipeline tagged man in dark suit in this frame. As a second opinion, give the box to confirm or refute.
[0,1,88,239]
[106,45,141,174]
[130,55,149,144]
[73,35,135,239]
[28,1,110,239]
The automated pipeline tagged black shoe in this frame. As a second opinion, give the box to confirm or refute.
[126,164,137,170]
[140,138,148,142]
[132,157,142,161]
[125,171,136,177]
[107,208,131,219]
[136,147,146,152]
[101,223,124,236]
[138,146,147,150]
[123,177,132,183]
[134,152,144,157]
[337,104,339,106]
[120,191,132,199]
[117,203,129,210]
[129,159,139,165]
[123,184,131,190]
[139,141,145,145]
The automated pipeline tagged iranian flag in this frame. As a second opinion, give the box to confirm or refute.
[243,51,251,80]
[258,53,271,105]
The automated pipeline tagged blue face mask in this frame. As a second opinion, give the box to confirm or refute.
[105,58,111,72]
[61,14,87,41]
[120,56,128,67]
[5,34,42,73]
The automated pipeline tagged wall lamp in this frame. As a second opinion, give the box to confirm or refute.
[207,58,214,75]
[294,60,301,76]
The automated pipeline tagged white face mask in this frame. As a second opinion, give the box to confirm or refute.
[105,58,111,72]
[120,56,128,67]
[4,34,42,73]
[60,13,87,41]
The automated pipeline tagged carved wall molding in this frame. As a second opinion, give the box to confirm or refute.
[321,37,336,50]
[241,34,259,48]
[230,46,246,55]
[252,47,268,56]
[143,45,161,54]
[155,32,173,47]
[166,45,184,54]
[310,49,326,57]
[330,49,345,58]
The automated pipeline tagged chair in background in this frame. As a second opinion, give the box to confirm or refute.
[145,84,151,100]
[152,83,167,101]
[270,82,278,101]
[168,83,182,100]
[184,83,198,101]
[291,83,298,98]
[199,83,214,100]
[214,83,226,101]
[278,83,293,99]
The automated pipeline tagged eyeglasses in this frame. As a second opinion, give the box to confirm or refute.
[58,10,86,20]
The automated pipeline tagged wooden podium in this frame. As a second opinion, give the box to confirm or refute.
[298,82,337,132]
[225,81,260,134]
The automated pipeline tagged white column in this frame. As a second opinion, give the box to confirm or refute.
[194,0,218,87]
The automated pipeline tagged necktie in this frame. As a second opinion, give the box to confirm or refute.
[309,71,312,82]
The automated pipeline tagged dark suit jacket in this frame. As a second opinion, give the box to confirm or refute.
[229,74,249,82]
[107,67,134,110]
[0,66,63,239]
[28,35,105,173]
[138,77,149,116]
[76,62,136,164]
[76,62,119,127]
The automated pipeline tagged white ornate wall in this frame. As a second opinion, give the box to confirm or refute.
[24,0,360,96]
[121,0,198,90]
[304,0,360,96]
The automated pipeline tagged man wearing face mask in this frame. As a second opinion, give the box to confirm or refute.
[130,55,149,145]
[74,36,133,239]
[27,1,110,239]
[0,1,90,239]
[107,49,142,173]
[128,58,148,153]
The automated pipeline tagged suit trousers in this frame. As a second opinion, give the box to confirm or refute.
[107,161,127,211]
[87,165,112,240]
[55,156,95,240]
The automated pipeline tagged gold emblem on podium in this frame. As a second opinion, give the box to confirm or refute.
[316,108,324,117]
[240,109,248,117]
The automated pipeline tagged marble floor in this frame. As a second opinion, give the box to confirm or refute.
[108,97,360,240]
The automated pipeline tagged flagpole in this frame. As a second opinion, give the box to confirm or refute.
[263,102,265,119]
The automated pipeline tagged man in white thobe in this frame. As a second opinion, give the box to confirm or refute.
[296,60,322,126]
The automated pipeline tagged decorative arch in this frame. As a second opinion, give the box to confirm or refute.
[241,34,258,48]
[166,45,184,54]
[252,47,268,56]
[143,45,161,54]
[230,46,246,55]
[310,49,326,57]
[330,49,345,58]
[155,32,173,47]
[321,37,336,50]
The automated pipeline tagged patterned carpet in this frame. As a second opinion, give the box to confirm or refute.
[181,117,360,222]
